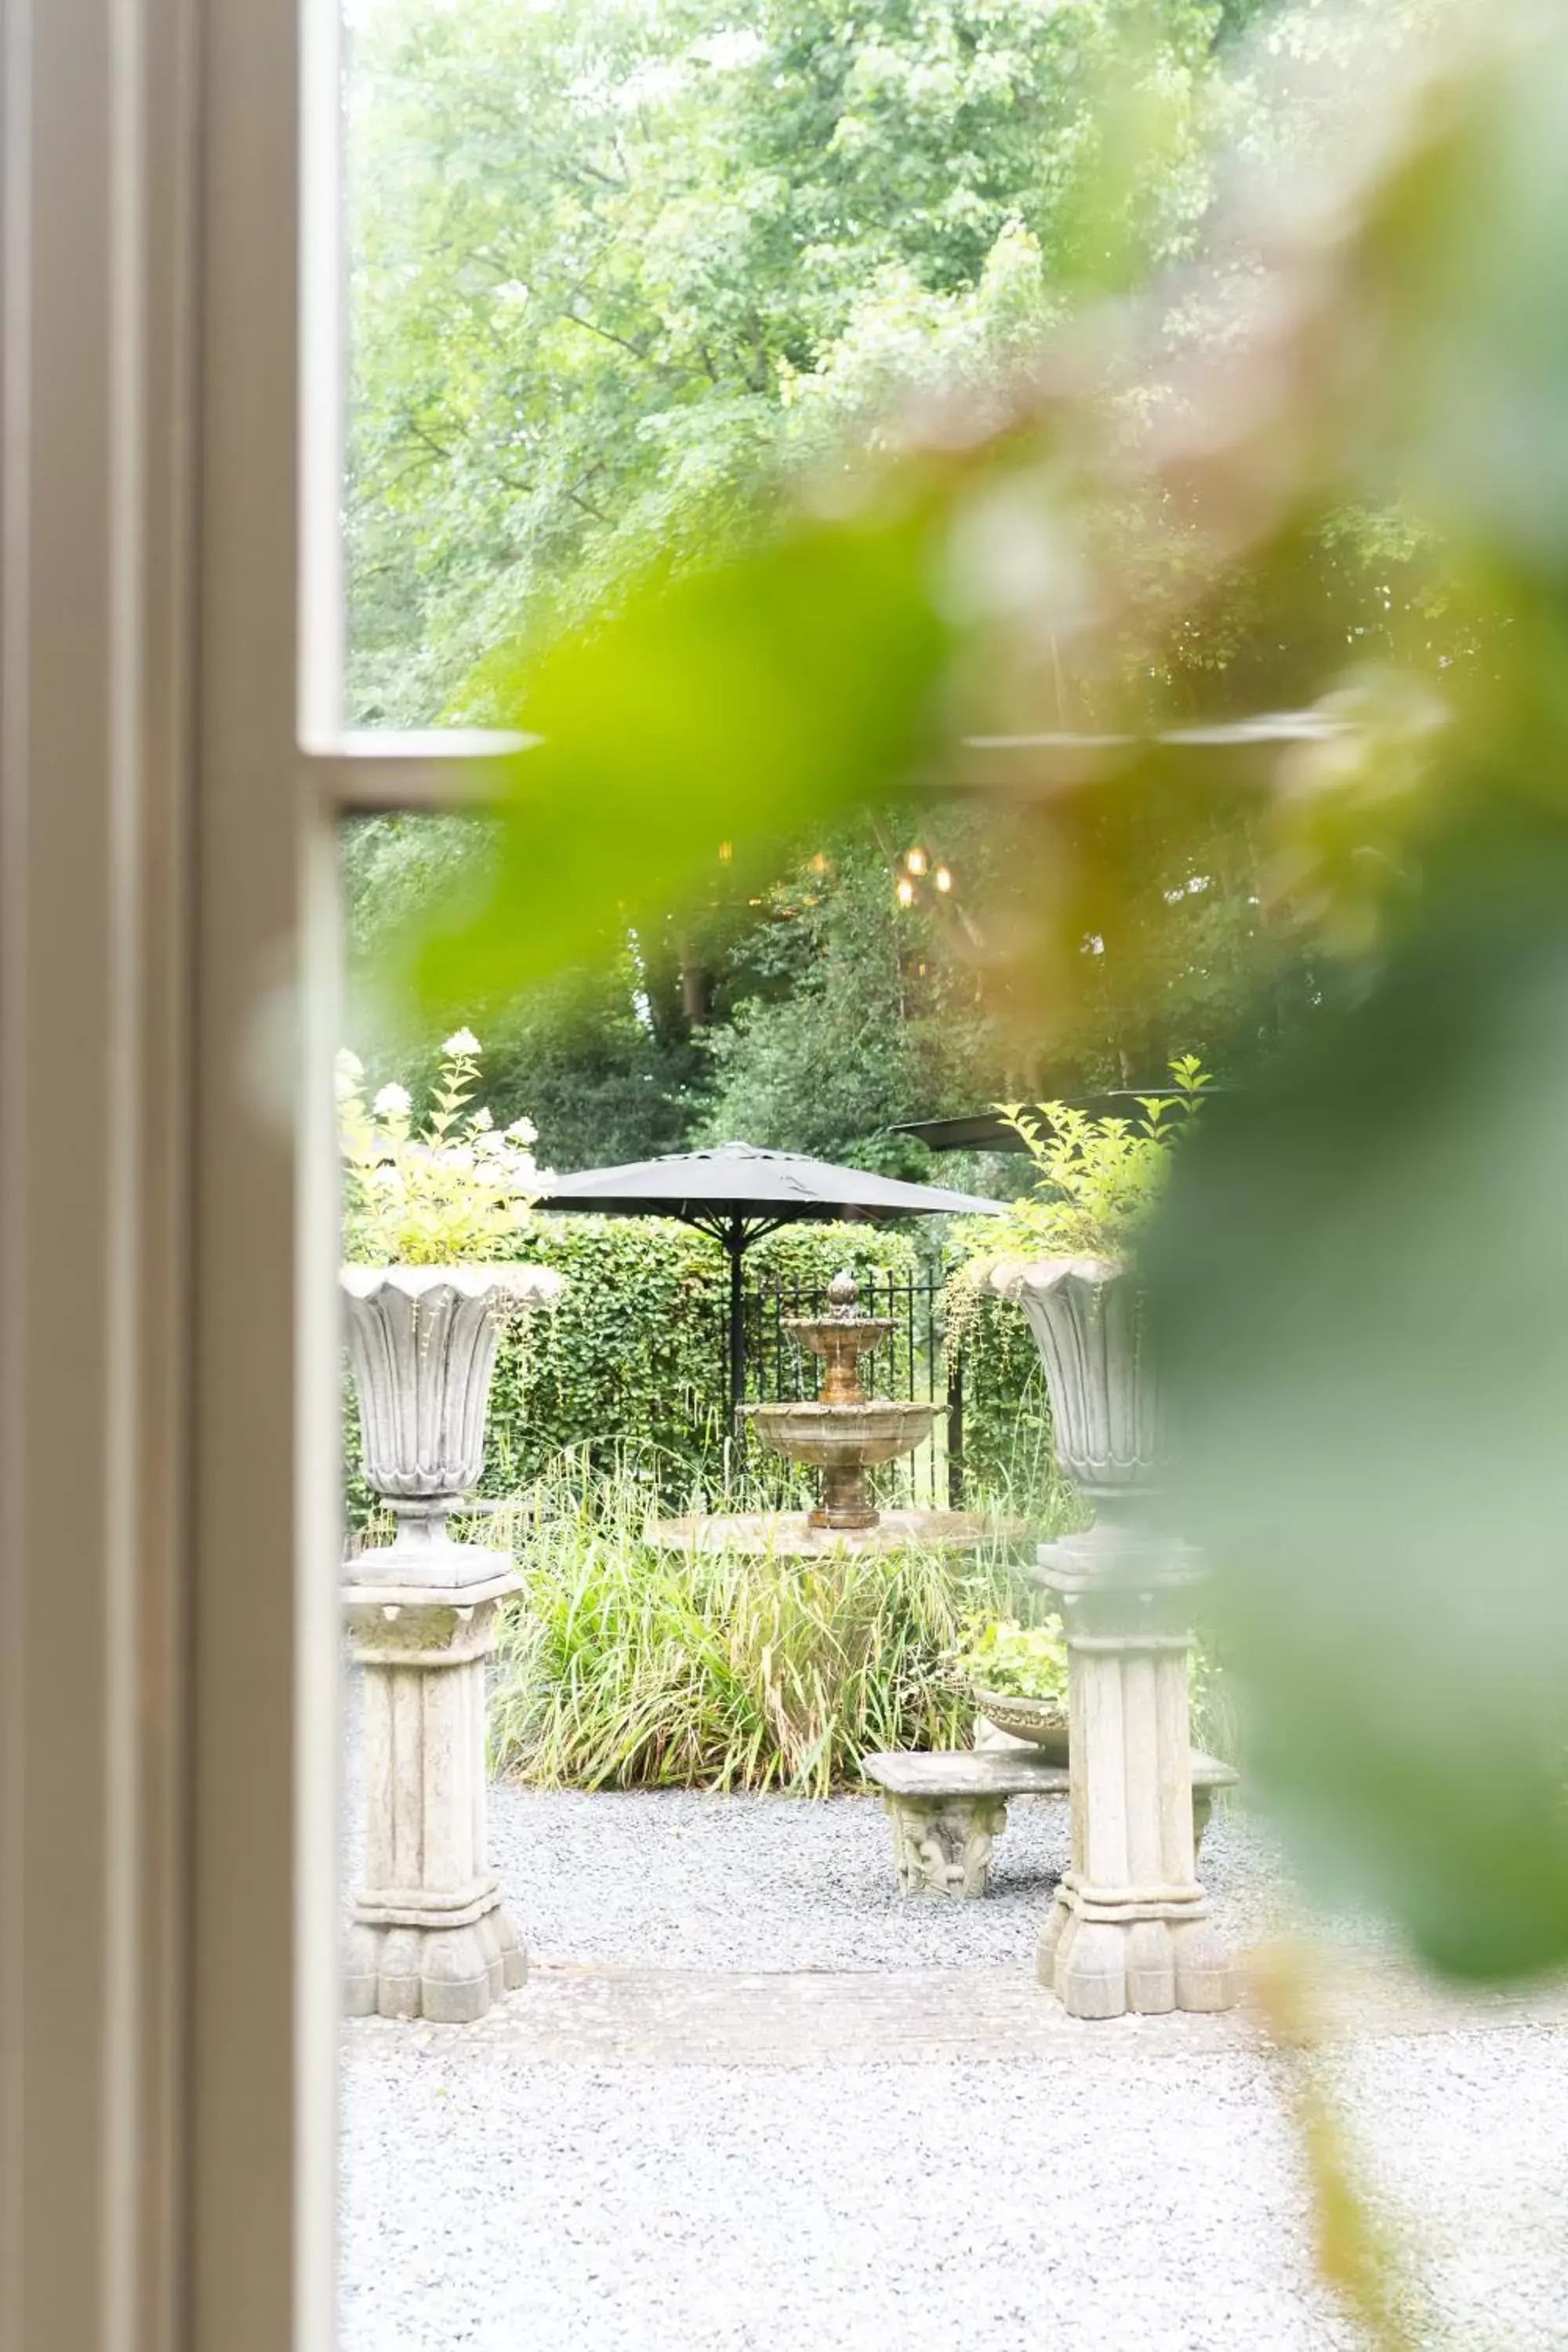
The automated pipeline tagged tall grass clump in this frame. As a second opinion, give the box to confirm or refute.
[488,1450,1040,1796]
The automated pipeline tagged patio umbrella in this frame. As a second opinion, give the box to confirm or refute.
[534,1141,1000,1423]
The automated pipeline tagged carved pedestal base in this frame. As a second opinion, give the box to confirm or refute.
[343,1559,526,2024]
[883,1792,1008,1897]
[1032,1524,1237,2020]
[344,1899,527,2025]
[1036,1884,1235,2018]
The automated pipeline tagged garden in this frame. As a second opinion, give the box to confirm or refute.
[332,2,1568,2348]
[338,1032,1092,1805]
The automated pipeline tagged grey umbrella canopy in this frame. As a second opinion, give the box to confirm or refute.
[535,1142,1000,1421]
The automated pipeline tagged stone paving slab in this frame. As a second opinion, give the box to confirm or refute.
[341,1952,1568,2070]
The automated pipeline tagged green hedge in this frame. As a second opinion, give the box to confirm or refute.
[344,1216,1055,1523]
[956,1289,1054,1502]
[346,1218,927,1519]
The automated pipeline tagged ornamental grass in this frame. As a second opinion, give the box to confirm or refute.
[486,1451,1040,1798]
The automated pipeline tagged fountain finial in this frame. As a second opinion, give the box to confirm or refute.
[827,1269,858,1315]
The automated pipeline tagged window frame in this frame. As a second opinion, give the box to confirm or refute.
[1,1,496,2347]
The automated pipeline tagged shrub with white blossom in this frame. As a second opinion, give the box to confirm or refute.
[338,1029,550,1264]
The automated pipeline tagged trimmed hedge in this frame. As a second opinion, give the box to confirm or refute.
[347,1218,927,1519]
[955,1289,1053,1501]
[343,1214,1052,1521]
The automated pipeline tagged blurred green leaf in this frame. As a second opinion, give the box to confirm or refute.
[1146,821,1568,1978]
[408,504,955,1014]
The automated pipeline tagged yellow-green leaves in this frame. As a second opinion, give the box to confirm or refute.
[955,1613,1069,1703]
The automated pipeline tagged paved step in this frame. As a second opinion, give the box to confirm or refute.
[342,1954,1568,2069]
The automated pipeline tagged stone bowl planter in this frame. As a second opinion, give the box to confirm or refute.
[970,1686,1069,1762]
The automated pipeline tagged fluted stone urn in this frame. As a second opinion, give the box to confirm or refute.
[341,1262,561,2023]
[993,1258,1235,2021]
[343,1263,561,1585]
[1004,1257,1157,1499]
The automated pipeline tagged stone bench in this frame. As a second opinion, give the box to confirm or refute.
[862,1748,1240,1900]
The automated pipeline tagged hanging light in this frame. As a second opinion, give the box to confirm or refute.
[717,840,733,863]
[904,846,928,877]
[933,864,953,893]
[895,877,916,908]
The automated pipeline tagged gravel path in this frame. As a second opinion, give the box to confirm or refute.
[339,1784,1568,2352]
[340,2017,1568,2352]
[485,1781,1289,1970]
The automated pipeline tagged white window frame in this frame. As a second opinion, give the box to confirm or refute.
[0,0,491,2345]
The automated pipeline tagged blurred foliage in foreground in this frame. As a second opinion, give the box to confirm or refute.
[412,0,1568,1988]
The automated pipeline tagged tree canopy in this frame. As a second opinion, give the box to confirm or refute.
[347,0,1231,725]
[344,0,1366,1161]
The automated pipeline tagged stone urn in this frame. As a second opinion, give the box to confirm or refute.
[340,1261,561,2024]
[343,1262,561,1584]
[993,1258,1234,2020]
[997,1255,1156,1503]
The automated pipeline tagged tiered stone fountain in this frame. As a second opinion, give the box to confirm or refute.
[746,1270,935,1530]
[653,1272,1011,1559]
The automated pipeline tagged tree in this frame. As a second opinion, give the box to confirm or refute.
[698,818,989,1170]
[345,0,1227,725]
[344,811,723,1167]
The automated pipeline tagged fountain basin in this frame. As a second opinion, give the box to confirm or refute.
[744,1399,937,1527]
[648,1508,1020,1560]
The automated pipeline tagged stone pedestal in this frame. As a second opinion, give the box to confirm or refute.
[340,1263,560,2023]
[1030,1520,1236,2020]
[343,1564,526,2023]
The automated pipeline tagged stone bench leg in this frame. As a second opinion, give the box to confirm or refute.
[1193,1786,1214,1855]
[882,1791,1009,1898]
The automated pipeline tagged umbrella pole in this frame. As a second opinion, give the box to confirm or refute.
[728,1223,746,1436]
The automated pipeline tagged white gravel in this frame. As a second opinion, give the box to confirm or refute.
[339,1784,1568,2352]
[339,2019,1568,2352]
[485,1781,1288,1969]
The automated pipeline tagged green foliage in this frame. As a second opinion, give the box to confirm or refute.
[337,1030,546,1262]
[938,1059,1208,1380]
[488,1456,1027,1794]
[953,1285,1061,1502]
[979,1055,1210,1262]
[698,815,998,1171]
[408,501,957,1022]
[361,0,1568,2013]
[343,1209,1061,1527]
[344,1215,924,1519]
[955,1613,1069,1703]
[484,1220,731,1502]
[349,800,1280,1184]
[1148,848,1568,1980]
[347,0,1225,726]
[344,811,728,1170]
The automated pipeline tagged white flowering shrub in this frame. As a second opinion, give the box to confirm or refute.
[338,1030,550,1265]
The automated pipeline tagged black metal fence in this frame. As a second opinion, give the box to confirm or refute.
[723,1270,966,1511]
